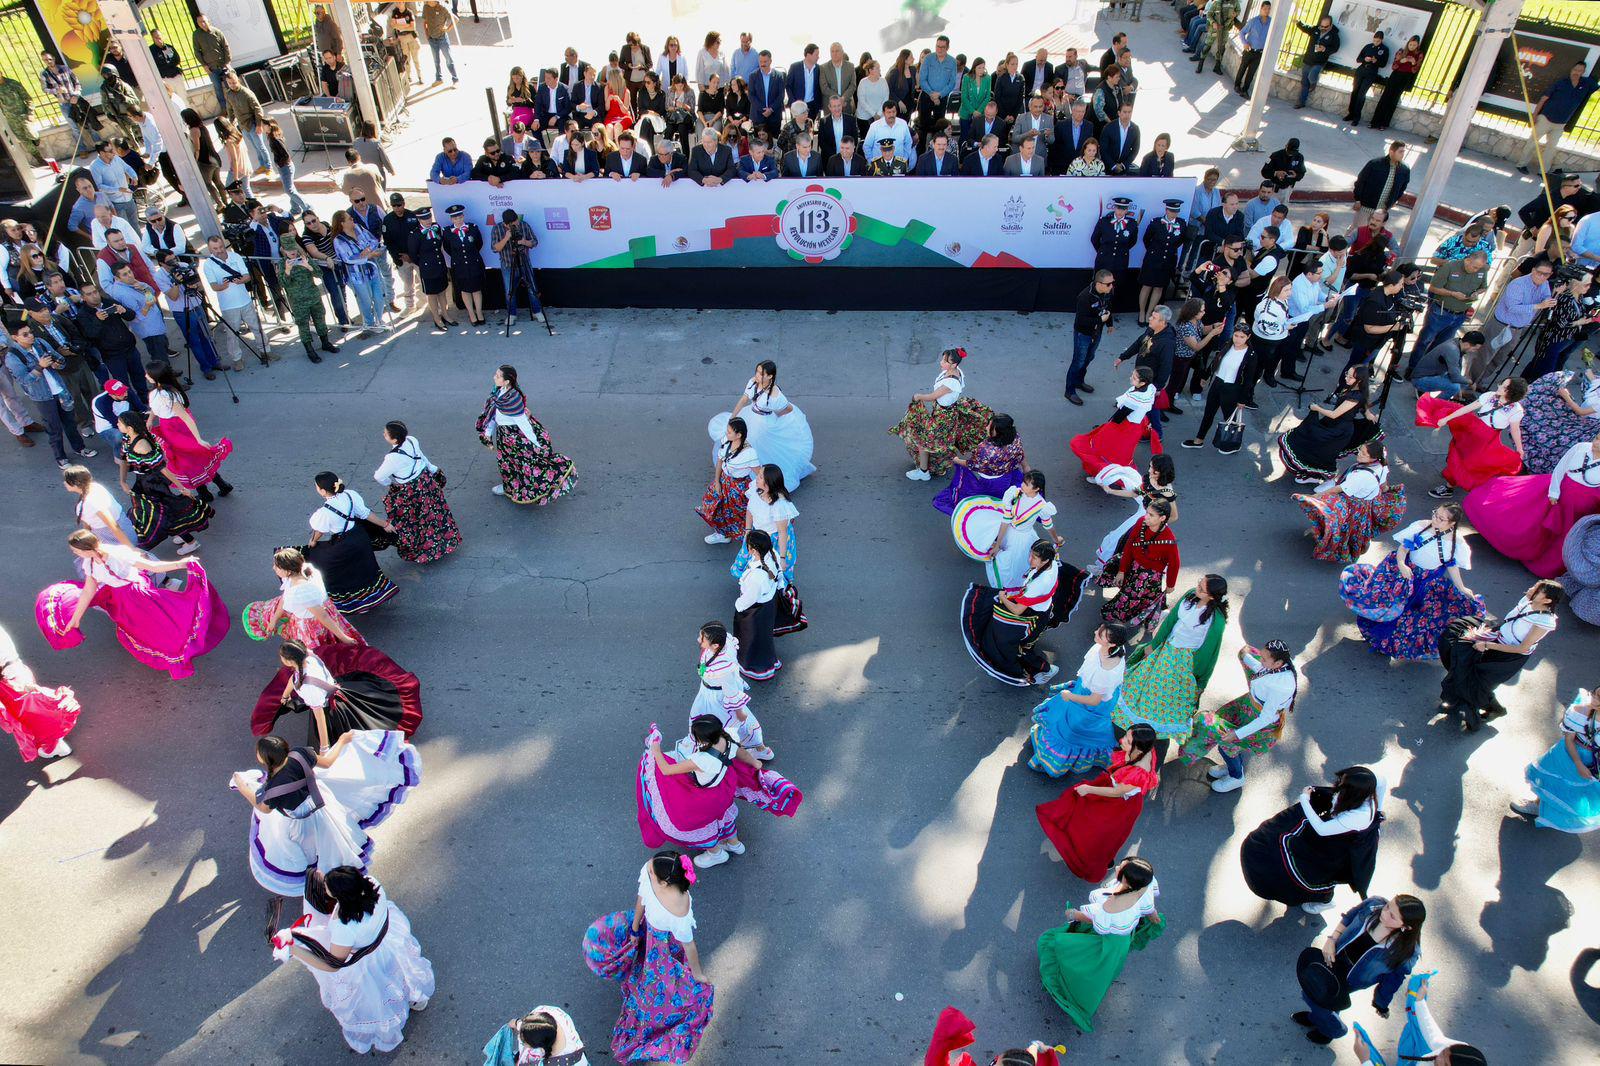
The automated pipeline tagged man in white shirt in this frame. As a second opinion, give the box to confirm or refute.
[89,201,143,251]
[200,233,270,369]
[1279,260,1339,382]
[863,99,917,167]
[1248,204,1290,250]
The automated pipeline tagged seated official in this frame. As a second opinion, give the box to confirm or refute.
[866,135,909,176]
[604,131,648,179]
[782,133,825,177]
[472,137,521,185]
[646,137,688,184]
[913,131,960,175]
[1004,133,1047,176]
[688,128,735,185]
[962,100,1009,156]
[518,140,558,179]
[962,134,1003,176]
[739,139,779,181]
[501,121,539,161]
[826,136,867,176]
[816,95,859,163]
[561,133,601,180]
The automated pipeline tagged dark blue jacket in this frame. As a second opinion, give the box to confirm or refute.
[1328,896,1421,1011]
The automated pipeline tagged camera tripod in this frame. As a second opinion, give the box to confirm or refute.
[1477,307,1548,389]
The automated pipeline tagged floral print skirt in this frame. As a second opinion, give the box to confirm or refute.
[1340,553,1486,661]
[696,469,750,538]
[889,397,994,475]
[584,910,714,1064]
[384,475,463,563]
[492,424,577,505]
[1295,485,1406,563]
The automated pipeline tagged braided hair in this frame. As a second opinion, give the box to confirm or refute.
[745,529,778,583]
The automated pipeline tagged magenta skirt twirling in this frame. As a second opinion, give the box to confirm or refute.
[1465,475,1600,577]
[35,560,229,679]
[152,418,232,490]
[634,731,802,851]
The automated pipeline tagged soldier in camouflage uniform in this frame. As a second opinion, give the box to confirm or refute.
[0,73,39,163]
[281,241,337,363]
[1199,0,1240,77]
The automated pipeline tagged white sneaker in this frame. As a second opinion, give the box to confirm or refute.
[176,538,200,555]
[704,533,730,544]
[41,738,71,758]
[722,839,747,855]
[491,484,505,496]
[1033,664,1060,685]
[410,997,429,1012]
[1301,899,1337,914]
[1210,773,1245,793]
[693,847,731,868]
[905,467,931,481]
[750,746,775,761]
[1207,764,1230,780]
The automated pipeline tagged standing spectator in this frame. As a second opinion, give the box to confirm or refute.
[1092,67,1124,130]
[1477,260,1558,385]
[656,35,690,87]
[1066,270,1115,405]
[1022,47,1053,100]
[88,141,140,228]
[1261,137,1306,190]
[957,57,991,124]
[621,32,651,111]
[223,69,270,175]
[1344,31,1391,125]
[1353,141,1411,223]
[820,42,856,115]
[1521,60,1600,174]
[246,200,292,317]
[750,51,785,138]
[786,43,823,119]
[856,59,889,123]
[1058,48,1091,101]
[388,5,423,86]
[265,120,309,216]
[279,243,336,363]
[192,15,231,109]
[152,251,221,379]
[105,260,172,368]
[22,296,97,427]
[696,33,729,92]
[5,321,96,468]
[1199,0,1240,78]
[1406,250,1489,372]
[490,209,545,327]
[918,36,958,144]
[353,122,396,187]
[1235,2,1271,97]
[381,195,421,315]
[887,48,916,117]
[331,210,388,332]
[201,233,269,369]
[1294,13,1340,109]
[728,32,759,85]
[1370,36,1423,130]
[422,1,459,87]
[298,209,349,330]
[993,52,1024,121]
[147,29,186,104]
[313,7,343,61]
[41,51,96,153]
[76,283,146,404]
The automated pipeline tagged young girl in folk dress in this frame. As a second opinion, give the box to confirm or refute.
[637,716,802,869]
[482,1005,589,1066]
[0,621,80,761]
[270,867,434,1054]
[116,411,212,555]
[475,364,578,503]
[1438,582,1561,731]
[933,413,1028,514]
[733,465,807,637]
[1114,574,1229,751]
[584,851,715,1065]
[1295,441,1406,562]
[690,621,770,758]
[1070,367,1161,478]
[891,347,993,481]
[960,541,1063,687]
[242,548,365,646]
[985,472,1065,588]
[1280,365,1379,485]
[303,472,399,615]
[1036,725,1161,882]
[1417,376,1527,501]
[923,1006,1064,1066]
[1521,366,1600,474]
[252,639,423,745]
[1466,431,1600,577]
[1512,687,1600,832]
[1035,857,1164,1035]
[63,463,137,550]
[1341,503,1483,661]
[37,530,229,679]
[1099,499,1180,635]
[709,360,816,488]
[1241,766,1387,914]
[698,417,759,544]
[1179,640,1300,793]
[373,421,461,563]
[145,364,233,502]
[733,529,783,680]
[1028,623,1132,777]
[1091,454,1177,575]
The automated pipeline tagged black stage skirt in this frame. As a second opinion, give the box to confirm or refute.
[252,644,423,741]
[1240,792,1382,906]
[1438,615,1529,728]
[301,526,398,614]
[128,469,213,548]
[1040,561,1090,632]
[959,583,1047,687]
[736,596,781,681]
[773,584,808,637]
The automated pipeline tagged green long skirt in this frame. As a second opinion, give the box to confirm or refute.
[1037,915,1165,1033]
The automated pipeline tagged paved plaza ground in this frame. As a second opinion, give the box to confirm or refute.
[0,307,1596,1064]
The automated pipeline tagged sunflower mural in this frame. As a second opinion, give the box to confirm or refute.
[42,0,110,95]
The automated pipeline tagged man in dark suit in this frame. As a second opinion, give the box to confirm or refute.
[1021,47,1052,99]
[536,68,572,134]
[559,48,590,94]
[501,122,539,160]
[750,50,785,137]
[646,137,687,184]
[604,131,648,180]
[739,139,779,181]
[688,128,735,185]
[826,136,867,176]
[816,94,859,162]
[786,43,822,117]
[782,133,826,178]
[913,132,959,175]
[570,67,605,130]
[962,100,1009,156]
[1051,99,1093,172]
[961,134,1003,176]
[1002,133,1046,176]
[1099,102,1140,175]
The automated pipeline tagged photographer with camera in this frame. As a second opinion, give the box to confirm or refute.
[1342,270,1407,373]
[156,251,221,381]
[76,283,146,407]
[201,233,270,371]
[23,294,99,425]
[1478,259,1560,387]
[4,319,98,468]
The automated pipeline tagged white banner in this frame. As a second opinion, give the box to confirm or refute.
[426,176,1195,270]
[196,0,280,68]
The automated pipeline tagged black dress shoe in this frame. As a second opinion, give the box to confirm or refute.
[1306,1030,1333,1045]
[1166,404,1184,415]
[1066,392,1084,406]
[1080,383,1096,394]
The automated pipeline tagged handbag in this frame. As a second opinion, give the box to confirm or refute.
[1296,946,1351,1010]
[1213,409,1245,453]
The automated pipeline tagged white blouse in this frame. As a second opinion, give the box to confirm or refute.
[88,544,143,586]
[637,862,697,943]
[309,489,372,534]
[932,370,965,407]
[330,889,389,949]
[1299,771,1388,836]
[1014,560,1060,606]
[672,733,730,786]
[1496,596,1557,646]
[1213,343,1249,385]
[745,487,798,534]
[1002,485,1056,532]
[373,436,437,486]
[280,570,331,618]
[1081,880,1159,936]
[1552,441,1600,498]
[1116,384,1157,423]
[735,555,779,610]
[1471,394,1523,431]
[1395,520,1470,571]
[1560,694,1600,752]
[76,483,128,538]
[1076,645,1125,697]
[1167,597,1214,650]
[295,651,337,709]
[743,379,793,416]
[147,389,182,420]
[1338,463,1388,501]
[720,443,760,480]
[1235,650,1297,739]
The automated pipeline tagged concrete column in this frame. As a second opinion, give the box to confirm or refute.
[98,0,219,235]
[1236,1,1295,148]
[1401,0,1526,258]
[331,0,380,132]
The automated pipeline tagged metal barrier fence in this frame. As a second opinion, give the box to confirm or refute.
[268,0,316,51]
[1274,0,1600,157]
[0,0,55,125]
[139,0,203,82]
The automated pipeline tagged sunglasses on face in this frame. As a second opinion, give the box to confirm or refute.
[353,198,366,204]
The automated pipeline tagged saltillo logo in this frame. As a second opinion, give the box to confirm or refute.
[1043,195,1075,235]
[1001,196,1025,234]
[774,186,855,263]
[589,206,612,230]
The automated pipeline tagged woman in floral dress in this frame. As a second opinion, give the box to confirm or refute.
[1099,500,1180,634]
[1340,503,1482,660]
[1113,574,1229,752]
[1522,366,1600,475]
[890,347,993,480]
[373,421,461,563]
[475,364,578,504]
[1177,641,1300,793]
[697,416,758,544]
[242,547,365,646]
[933,412,1027,514]
[584,851,715,1064]
[1294,441,1406,563]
